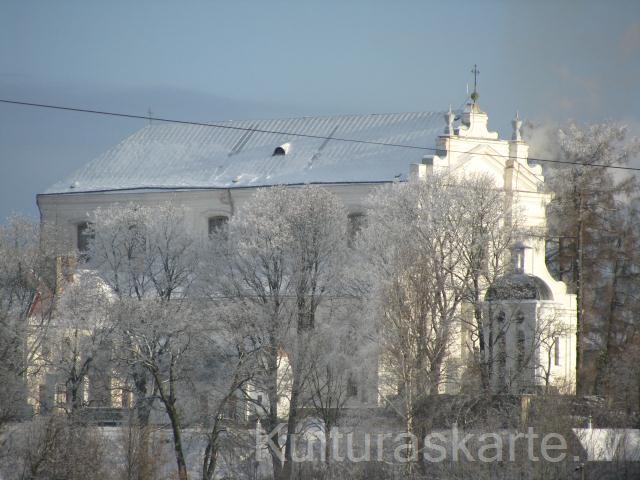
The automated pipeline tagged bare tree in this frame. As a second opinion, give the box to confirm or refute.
[190,302,260,480]
[89,203,199,480]
[358,173,521,471]
[542,122,639,393]
[42,270,117,413]
[207,187,296,480]
[454,174,521,393]
[87,202,261,480]
[280,186,349,480]
[304,298,366,467]
[212,185,350,479]
[88,204,158,426]
[1,415,110,480]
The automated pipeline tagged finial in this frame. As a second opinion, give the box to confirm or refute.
[511,110,523,141]
[444,104,455,135]
[470,64,480,103]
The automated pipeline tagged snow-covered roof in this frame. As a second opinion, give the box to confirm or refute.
[43,111,446,194]
[573,428,640,461]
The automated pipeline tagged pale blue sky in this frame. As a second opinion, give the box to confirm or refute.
[1,0,639,219]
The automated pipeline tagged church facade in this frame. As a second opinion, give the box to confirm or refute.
[34,99,577,412]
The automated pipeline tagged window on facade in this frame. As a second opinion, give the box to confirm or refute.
[38,384,50,413]
[516,330,526,371]
[497,333,507,389]
[223,395,238,420]
[347,373,358,398]
[515,249,525,273]
[208,216,229,236]
[554,337,561,366]
[121,388,131,409]
[76,222,94,259]
[347,213,366,247]
[55,384,68,407]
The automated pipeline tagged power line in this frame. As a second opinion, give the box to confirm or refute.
[1,98,639,173]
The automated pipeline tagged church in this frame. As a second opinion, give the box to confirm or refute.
[33,95,577,412]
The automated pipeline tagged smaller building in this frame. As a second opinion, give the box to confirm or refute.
[485,242,577,394]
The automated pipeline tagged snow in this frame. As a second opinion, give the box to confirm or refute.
[573,428,640,461]
[43,111,447,195]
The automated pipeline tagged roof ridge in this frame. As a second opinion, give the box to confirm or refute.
[194,109,447,125]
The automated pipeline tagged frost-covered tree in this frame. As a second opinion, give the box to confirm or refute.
[0,216,58,429]
[358,173,519,469]
[42,271,116,413]
[359,174,466,465]
[212,185,350,479]
[280,186,349,479]
[88,203,200,480]
[453,174,521,392]
[87,202,260,480]
[303,299,366,466]
[543,122,639,394]
[1,415,111,480]
[206,187,295,479]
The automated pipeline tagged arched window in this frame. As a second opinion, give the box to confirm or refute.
[208,216,229,236]
[554,337,561,366]
[512,242,527,274]
[76,221,94,260]
[516,330,526,371]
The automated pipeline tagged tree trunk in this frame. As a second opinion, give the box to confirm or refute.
[324,425,332,465]
[152,363,189,480]
[594,240,621,396]
[473,276,491,392]
[281,363,302,480]
[202,428,219,480]
[574,193,585,394]
[264,338,283,480]
[166,402,189,480]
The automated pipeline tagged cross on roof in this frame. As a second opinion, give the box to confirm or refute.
[471,64,480,103]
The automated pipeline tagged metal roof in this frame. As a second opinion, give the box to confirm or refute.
[44,111,446,194]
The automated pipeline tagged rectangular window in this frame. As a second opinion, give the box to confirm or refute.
[55,384,67,408]
[208,216,229,236]
[554,337,561,366]
[347,373,358,398]
[38,384,50,413]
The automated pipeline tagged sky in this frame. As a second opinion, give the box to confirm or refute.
[1,0,639,220]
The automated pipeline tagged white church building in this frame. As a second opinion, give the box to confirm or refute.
[37,98,577,404]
